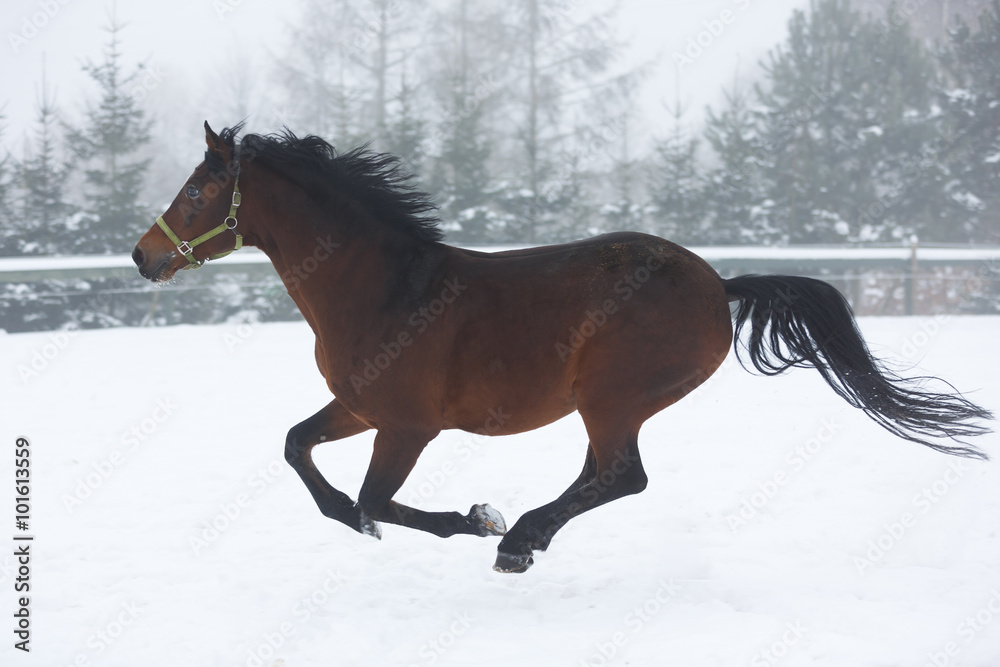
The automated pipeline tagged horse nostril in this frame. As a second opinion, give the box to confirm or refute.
[132,246,145,269]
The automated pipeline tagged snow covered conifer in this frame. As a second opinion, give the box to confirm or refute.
[940,0,1000,244]
[18,67,73,255]
[64,15,153,254]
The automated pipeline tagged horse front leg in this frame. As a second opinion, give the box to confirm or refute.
[356,428,507,539]
[284,399,380,537]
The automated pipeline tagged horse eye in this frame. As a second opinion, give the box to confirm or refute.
[185,184,200,199]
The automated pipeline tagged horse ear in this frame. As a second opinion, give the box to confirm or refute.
[204,121,226,158]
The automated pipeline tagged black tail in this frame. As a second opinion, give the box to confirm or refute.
[724,275,992,460]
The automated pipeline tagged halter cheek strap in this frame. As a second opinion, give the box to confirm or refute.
[156,157,244,269]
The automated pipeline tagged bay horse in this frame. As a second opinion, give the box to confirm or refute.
[133,123,992,573]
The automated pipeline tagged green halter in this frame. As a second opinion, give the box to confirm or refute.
[156,156,244,269]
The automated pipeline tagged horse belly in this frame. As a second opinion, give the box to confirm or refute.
[442,350,580,436]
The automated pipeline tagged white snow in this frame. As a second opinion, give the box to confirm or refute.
[1,316,999,666]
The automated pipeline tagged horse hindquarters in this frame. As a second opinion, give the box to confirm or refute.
[494,252,734,572]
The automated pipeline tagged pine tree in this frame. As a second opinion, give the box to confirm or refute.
[433,80,493,242]
[537,123,608,242]
[753,0,938,243]
[861,2,950,242]
[940,0,1000,243]
[18,66,72,255]
[601,81,648,235]
[65,15,153,254]
[425,0,497,243]
[350,0,430,150]
[0,111,14,255]
[649,100,706,244]
[502,0,622,242]
[601,116,647,235]
[702,81,772,244]
[385,72,426,178]
[273,0,361,142]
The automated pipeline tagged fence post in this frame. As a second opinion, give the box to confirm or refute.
[905,236,919,315]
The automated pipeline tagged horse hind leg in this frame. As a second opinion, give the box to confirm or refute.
[494,423,647,573]
[564,444,598,494]
[357,428,507,539]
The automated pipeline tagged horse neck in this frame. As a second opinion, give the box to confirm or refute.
[238,168,439,334]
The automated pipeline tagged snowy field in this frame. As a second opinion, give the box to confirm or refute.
[2,315,999,667]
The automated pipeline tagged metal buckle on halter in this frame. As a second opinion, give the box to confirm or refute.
[231,190,242,208]
[177,241,194,256]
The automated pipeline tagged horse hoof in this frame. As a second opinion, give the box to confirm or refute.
[492,551,533,574]
[471,503,506,537]
[359,510,382,540]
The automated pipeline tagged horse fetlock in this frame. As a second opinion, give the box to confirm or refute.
[357,508,382,540]
[494,528,540,570]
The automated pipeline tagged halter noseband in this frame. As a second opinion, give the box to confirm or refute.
[155,150,244,269]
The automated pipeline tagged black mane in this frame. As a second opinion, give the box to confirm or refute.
[209,124,442,244]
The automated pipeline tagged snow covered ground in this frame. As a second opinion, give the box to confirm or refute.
[1,316,999,667]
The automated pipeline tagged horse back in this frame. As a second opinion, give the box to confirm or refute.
[436,232,733,433]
